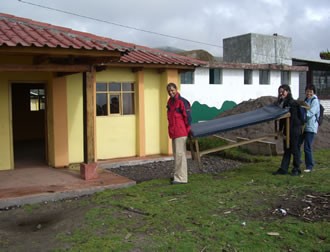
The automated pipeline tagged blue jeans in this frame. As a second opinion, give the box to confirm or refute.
[299,132,315,170]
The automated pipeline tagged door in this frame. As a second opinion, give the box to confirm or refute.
[11,83,47,168]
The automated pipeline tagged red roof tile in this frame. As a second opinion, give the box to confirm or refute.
[0,13,126,51]
[0,13,206,67]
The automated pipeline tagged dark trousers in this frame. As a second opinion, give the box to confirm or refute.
[280,128,301,172]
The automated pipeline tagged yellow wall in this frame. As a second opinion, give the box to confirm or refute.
[97,116,136,159]
[96,68,137,159]
[144,69,161,155]
[66,74,84,163]
[48,77,69,167]
[0,76,13,170]
[159,69,179,155]
[0,63,181,170]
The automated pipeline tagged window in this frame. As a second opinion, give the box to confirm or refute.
[30,88,45,111]
[96,82,135,116]
[259,70,270,84]
[244,69,253,85]
[180,71,194,84]
[313,70,330,98]
[209,68,222,84]
[281,71,291,85]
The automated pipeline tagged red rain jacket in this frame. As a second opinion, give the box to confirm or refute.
[167,93,191,139]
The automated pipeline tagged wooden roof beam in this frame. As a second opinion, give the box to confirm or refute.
[0,46,124,58]
[0,64,91,72]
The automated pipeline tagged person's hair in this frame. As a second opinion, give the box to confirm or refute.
[278,84,292,99]
[167,82,177,90]
[278,84,291,93]
[305,84,316,93]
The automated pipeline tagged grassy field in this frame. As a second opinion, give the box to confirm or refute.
[53,146,330,252]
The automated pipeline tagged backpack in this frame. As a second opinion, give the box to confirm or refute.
[319,104,325,126]
[178,96,192,125]
[297,103,308,125]
[305,97,324,126]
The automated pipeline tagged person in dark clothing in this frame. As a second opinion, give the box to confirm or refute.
[273,84,303,176]
[166,82,191,184]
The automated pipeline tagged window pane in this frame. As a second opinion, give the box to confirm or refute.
[30,88,45,111]
[30,89,38,111]
[259,70,270,84]
[244,69,253,85]
[189,72,194,83]
[122,82,134,91]
[38,89,45,96]
[210,68,222,84]
[210,69,214,84]
[313,70,330,97]
[109,82,121,91]
[180,73,185,83]
[281,71,290,85]
[96,93,107,116]
[181,71,194,84]
[96,82,107,91]
[30,98,39,111]
[123,93,135,115]
[110,95,120,114]
[40,94,46,110]
[215,69,221,84]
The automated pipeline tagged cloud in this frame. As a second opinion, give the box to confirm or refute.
[1,0,329,59]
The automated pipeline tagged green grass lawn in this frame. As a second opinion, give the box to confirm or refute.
[56,149,330,252]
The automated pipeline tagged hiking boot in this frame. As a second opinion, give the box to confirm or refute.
[272,169,288,175]
[171,181,187,185]
[291,170,301,176]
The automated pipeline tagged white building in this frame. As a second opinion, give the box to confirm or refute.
[178,33,308,122]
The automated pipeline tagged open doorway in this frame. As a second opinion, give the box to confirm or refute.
[11,83,47,168]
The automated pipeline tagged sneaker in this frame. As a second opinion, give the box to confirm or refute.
[304,169,312,173]
[272,169,288,175]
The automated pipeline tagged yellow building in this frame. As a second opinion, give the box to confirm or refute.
[0,13,205,171]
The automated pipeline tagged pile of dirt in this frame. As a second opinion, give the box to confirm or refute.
[178,49,217,62]
[217,96,330,150]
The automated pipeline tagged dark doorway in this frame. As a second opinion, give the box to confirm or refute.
[11,83,47,168]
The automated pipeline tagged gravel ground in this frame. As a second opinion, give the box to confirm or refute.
[108,155,242,183]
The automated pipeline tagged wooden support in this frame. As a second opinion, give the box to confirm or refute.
[82,69,96,164]
[285,115,290,148]
[200,134,277,156]
[190,112,291,167]
[189,137,202,169]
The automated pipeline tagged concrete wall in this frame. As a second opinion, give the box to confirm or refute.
[181,67,300,115]
[223,33,292,65]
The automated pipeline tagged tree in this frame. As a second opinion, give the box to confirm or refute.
[320,50,330,60]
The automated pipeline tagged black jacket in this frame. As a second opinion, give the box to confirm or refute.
[279,97,302,135]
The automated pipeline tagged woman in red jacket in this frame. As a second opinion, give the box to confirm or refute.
[166,83,192,184]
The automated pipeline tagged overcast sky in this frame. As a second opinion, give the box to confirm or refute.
[1,0,329,60]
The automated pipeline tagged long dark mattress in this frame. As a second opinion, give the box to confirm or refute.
[191,104,289,138]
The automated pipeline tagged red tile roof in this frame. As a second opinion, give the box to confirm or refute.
[0,13,206,66]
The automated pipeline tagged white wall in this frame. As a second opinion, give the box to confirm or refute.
[180,67,300,109]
